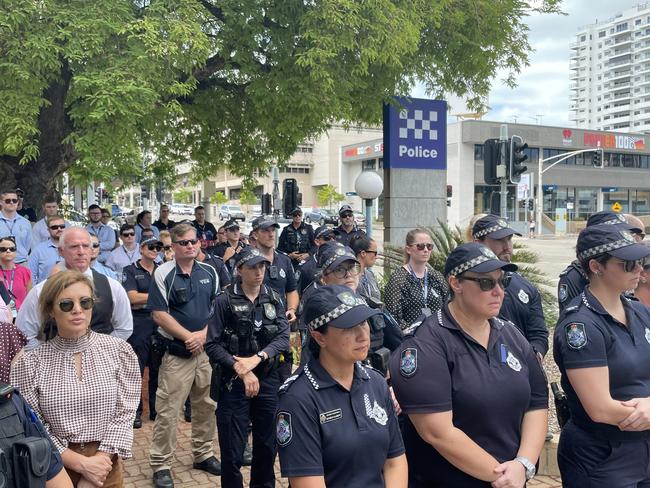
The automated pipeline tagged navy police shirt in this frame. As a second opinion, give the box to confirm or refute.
[557,260,589,313]
[264,251,297,300]
[390,304,548,486]
[554,288,650,440]
[500,272,548,356]
[277,359,404,487]
[297,254,319,294]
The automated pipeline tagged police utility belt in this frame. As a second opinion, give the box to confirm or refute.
[0,386,51,488]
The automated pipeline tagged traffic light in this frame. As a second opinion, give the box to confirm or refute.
[528,198,534,211]
[261,193,272,215]
[282,178,299,218]
[508,136,528,184]
[592,148,603,168]
[95,188,102,204]
[483,138,500,185]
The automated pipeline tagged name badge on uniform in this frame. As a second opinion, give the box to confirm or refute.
[319,409,342,424]
[264,303,276,320]
[518,289,529,304]
[276,412,292,446]
[566,322,587,350]
[400,348,417,377]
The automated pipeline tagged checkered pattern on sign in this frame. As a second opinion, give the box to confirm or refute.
[398,109,438,141]
[577,238,632,261]
[448,255,491,277]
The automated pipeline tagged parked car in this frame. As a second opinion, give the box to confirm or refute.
[304,208,338,226]
[62,208,88,227]
[170,204,194,215]
[219,204,246,221]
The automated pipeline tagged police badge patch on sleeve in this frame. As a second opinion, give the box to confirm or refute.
[559,284,568,303]
[517,289,529,304]
[506,351,522,372]
[400,348,417,377]
[566,323,587,350]
[276,412,292,446]
[263,302,276,320]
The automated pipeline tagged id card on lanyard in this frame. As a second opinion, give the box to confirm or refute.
[1,268,16,318]
[409,264,430,315]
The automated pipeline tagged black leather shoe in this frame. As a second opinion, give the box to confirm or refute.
[153,469,174,488]
[193,456,221,475]
[133,415,142,429]
[242,443,253,466]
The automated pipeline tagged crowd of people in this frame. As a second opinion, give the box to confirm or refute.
[1,188,650,488]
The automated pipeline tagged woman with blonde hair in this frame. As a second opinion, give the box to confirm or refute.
[11,270,140,488]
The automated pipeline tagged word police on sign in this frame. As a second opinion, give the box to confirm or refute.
[383,97,447,170]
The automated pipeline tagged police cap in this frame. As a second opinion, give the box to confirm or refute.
[140,236,162,247]
[339,204,353,216]
[472,214,522,240]
[251,216,280,231]
[314,226,339,240]
[317,242,358,272]
[444,242,518,277]
[586,211,641,233]
[576,224,650,262]
[223,219,240,231]
[233,246,271,268]
[304,284,380,331]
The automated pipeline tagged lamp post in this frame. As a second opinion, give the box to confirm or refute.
[354,171,383,239]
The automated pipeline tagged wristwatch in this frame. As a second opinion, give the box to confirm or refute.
[515,456,536,480]
[256,351,266,362]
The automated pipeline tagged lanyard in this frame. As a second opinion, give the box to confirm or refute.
[408,264,428,303]
[123,246,137,261]
[0,218,15,237]
[1,268,15,293]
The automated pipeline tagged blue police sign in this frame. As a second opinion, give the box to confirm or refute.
[383,97,447,170]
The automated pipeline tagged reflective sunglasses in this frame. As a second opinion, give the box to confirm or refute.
[49,224,65,230]
[412,243,434,251]
[617,259,643,273]
[147,244,163,251]
[58,297,94,312]
[121,232,135,237]
[460,275,507,292]
[327,262,361,279]
[0,247,16,253]
[174,239,198,246]
[3,199,18,204]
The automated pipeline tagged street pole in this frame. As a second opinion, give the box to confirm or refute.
[364,199,373,239]
[537,154,543,237]
[499,124,508,218]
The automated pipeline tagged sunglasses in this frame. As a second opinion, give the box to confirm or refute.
[327,262,361,279]
[147,244,163,251]
[174,239,198,246]
[460,275,507,292]
[121,232,135,237]
[3,199,18,204]
[163,245,172,251]
[617,259,643,273]
[341,212,354,218]
[58,297,94,313]
[0,247,16,253]
[92,243,100,248]
[412,243,434,251]
[49,225,65,230]
[364,250,378,255]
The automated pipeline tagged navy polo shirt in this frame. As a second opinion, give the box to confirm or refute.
[390,304,548,486]
[297,254,318,294]
[147,259,218,333]
[202,253,232,290]
[557,260,589,313]
[264,251,297,299]
[277,360,404,487]
[554,288,650,441]
[122,260,157,315]
[500,272,548,356]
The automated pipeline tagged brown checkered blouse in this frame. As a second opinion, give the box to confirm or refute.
[10,331,141,458]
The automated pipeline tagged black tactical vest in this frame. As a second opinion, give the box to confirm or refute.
[89,270,114,334]
[0,390,25,488]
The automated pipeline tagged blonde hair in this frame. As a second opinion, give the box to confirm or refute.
[37,270,94,341]
[464,213,488,243]
[404,228,430,264]
[159,230,171,240]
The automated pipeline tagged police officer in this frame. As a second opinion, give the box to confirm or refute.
[122,236,161,428]
[277,284,407,488]
[472,214,548,359]
[205,246,289,488]
[557,211,644,312]
[335,204,366,247]
[0,385,72,487]
[390,243,548,487]
[210,220,245,265]
[554,224,650,487]
[197,245,232,290]
[297,225,338,294]
[277,207,315,265]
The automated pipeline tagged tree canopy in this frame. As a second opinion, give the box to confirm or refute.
[0,0,562,208]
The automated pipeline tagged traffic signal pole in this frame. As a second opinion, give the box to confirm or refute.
[499,125,508,218]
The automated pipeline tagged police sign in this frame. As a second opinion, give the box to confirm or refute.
[383,97,447,170]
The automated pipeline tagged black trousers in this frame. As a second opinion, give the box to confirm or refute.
[216,369,282,488]
[127,315,159,417]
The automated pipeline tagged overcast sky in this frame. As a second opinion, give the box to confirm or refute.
[414,1,647,128]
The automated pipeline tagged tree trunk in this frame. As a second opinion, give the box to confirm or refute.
[0,59,75,215]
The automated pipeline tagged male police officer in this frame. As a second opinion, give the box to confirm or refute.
[472,214,548,359]
[277,207,315,266]
[558,211,643,313]
[205,246,289,488]
[297,226,338,293]
[148,223,221,488]
[334,204,365,247]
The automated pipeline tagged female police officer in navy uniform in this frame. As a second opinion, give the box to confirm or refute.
[205,246,289,488]
[390,243,548,488]
[277,285,407,488]
[554,224,650,487]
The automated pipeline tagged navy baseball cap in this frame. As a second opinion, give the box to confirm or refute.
[472,214,522,240]
[586,211,641,233]
[303,284,380,331]
[233,246,271,268]
[577,224,650,262]
[251,217,280,231]
[140,236,162,247]
[314,226,339,240]
[317,242,358,271]
[339,204,353,216]
[444,243,518,277]
[290,207,302,216]
[223,219,240,231]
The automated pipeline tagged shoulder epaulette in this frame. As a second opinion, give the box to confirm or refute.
[279,370,303,394]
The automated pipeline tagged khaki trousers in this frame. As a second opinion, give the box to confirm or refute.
[149,351,217,471]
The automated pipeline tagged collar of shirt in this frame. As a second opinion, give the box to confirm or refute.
[304,358,370,391]
[174,259,199,276]
[46,238,58,249]
[135,259,157,273]
[581,287,635,319]
[437,303,505,333]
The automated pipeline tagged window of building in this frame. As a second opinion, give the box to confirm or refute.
[600,30,606,38]
[361,159,376,171]
[637,19,642,25]
[616,22,628,32]
[474,144,484,160]
[581,35,587,41]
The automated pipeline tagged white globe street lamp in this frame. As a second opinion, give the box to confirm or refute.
[354,171,383,239]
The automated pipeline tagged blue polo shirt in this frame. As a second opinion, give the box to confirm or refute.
[264,251,297,301]
[86,223,116,263]
[554,288,650,441]
[390,304,548,486]
[0,213,31,263]
[277,360,404,487]
[27,239,61,284]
